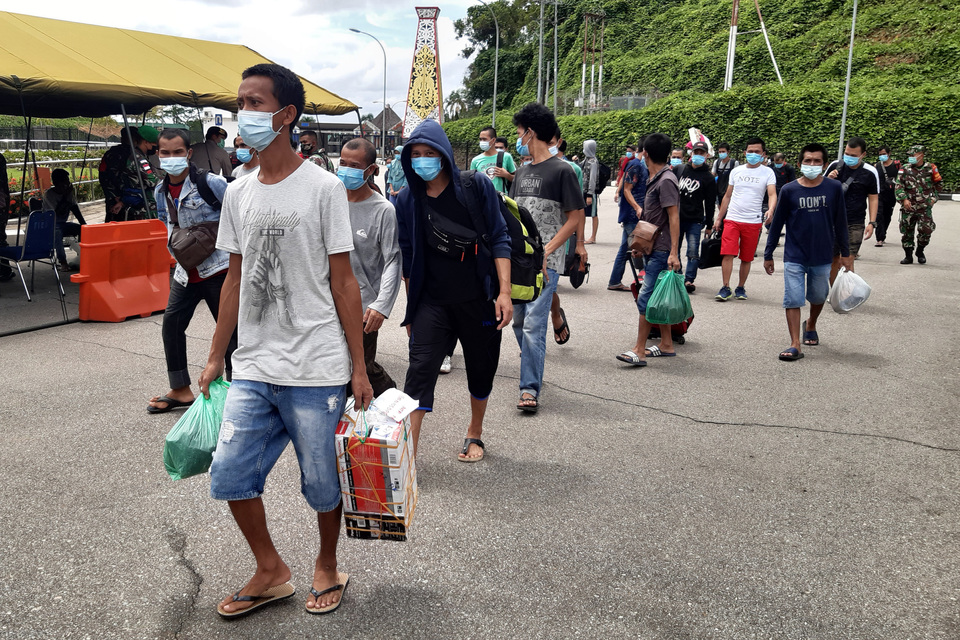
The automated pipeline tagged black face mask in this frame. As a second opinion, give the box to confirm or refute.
[147,147,157,156]
[300,143,314,154]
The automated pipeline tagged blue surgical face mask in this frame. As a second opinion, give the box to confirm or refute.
[719,152,728,160]
[908,156,918,165]
[238,107,286,152]
[670,158,682,167]
[626,151,634,159]
[843,154,861,167]
[745,152,763,165]
[774,162,784,169]
[878,154,889,162]
[548,145,559,156]
[523,160,532,166]
[800,164,822,180]
[236,148,253,164]
[515,130,530,156]
[160,156,189,176]
[412,156,443,181]
[691,155,706,167]
[337,166,369,190]
[479,140,491,152]
[640,157,647,168]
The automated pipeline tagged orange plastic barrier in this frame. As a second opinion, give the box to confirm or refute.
[70,220,175,322]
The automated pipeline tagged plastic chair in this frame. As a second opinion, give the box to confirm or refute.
[0,210,68,319]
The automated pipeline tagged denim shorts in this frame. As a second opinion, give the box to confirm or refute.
[783,262,831,309]
[636,251,670,315]
[210,380,346,512]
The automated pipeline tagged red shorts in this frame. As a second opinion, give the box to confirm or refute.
[720,220,763,262]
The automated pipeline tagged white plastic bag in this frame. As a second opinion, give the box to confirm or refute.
[829,267,871,314]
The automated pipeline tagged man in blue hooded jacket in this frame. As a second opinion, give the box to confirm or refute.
[395,120,513,463]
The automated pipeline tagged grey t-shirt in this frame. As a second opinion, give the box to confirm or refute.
[217,161,355,386]
[642,166,681,254]
[347,191,401,318]
[510,156,586,273]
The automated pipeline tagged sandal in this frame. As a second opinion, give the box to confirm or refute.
[607,284,631,292]
[305,573,349,615]
[217,582,296,619]
[517,394,539,413]
[553,308,570,345]
[616,350,647,367]
[644,345,676,357]
[801,320,819,346]
[147,395,194,414]
[458,437,485,462]
[779,347,804,361]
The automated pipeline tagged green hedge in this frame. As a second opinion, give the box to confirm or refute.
[444,82,960,190]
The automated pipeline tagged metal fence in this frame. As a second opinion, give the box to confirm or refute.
[0,126,110,151]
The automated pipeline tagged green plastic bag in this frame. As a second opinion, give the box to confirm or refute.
[163,378,230,480]
[645,270,693,326]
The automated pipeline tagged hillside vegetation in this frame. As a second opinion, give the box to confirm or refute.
[447,0,959,188]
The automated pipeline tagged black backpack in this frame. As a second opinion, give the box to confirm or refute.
[459,170,545,304]
[595,161,612,195]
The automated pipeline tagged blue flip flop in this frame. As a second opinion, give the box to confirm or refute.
[779,347,804,361]
[801,321,819,346]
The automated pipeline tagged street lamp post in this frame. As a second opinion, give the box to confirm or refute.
[476,0,499,129]
[837,0,859,161]
[350,28,387,161]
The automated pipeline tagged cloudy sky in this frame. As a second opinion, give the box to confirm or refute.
[15,0,478,122]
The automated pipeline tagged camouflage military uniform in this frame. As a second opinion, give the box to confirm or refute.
[100,147,158,222]
[307,152,336,174]
[895,145,943,253]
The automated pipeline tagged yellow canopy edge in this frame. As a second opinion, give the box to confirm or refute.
[0,11,358,118]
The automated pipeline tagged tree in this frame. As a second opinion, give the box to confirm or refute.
[361,113,376,122]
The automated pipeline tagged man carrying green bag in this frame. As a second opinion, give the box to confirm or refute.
[163,377,230,480]
[645,271,693,326]
[616,133,683,367]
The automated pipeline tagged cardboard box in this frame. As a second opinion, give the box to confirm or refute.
[336,389,418,541]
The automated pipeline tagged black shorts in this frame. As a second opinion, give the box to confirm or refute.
[403,298,503,411]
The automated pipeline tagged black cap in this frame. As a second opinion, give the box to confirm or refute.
[692,141,709,152]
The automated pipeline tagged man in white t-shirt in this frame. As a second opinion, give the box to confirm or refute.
[198,63,372,619]
[712,137,777,301]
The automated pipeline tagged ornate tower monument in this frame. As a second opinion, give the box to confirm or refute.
[403,6,443,138]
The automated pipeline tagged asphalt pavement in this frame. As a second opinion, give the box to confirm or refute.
[1,186,958,639]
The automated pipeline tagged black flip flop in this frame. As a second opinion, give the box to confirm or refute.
[554,308,570,345]
[147,395,194,414]
[517,395,539,414]
[458,438,485,462]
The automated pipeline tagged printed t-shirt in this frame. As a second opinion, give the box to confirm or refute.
[618,158,648,224]
[765,179,848,265]
[510,156,585,273]
[216,160,355,386]
[470,151,517,193]
[642,166,681,253]
[725,164,776,224]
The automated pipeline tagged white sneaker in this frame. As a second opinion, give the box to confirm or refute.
[439,355,452,374]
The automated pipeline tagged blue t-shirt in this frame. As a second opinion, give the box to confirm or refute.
[618,158,649,224]
[764,178,848,266]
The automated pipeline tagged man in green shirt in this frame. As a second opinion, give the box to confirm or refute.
[469,126,516,193]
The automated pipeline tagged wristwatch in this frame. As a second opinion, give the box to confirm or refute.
[867,220,876,226]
